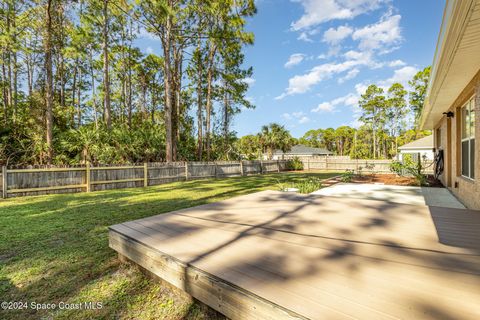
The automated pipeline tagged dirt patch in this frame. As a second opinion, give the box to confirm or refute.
[351,174,443,187]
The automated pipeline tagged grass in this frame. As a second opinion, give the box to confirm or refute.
[0,171,338,320]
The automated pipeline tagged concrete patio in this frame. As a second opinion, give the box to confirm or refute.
[311,183,466,208]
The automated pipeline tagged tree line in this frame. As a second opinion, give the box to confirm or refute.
[0,0,431,165]
[0,0,255,165]
[236,67,432,160]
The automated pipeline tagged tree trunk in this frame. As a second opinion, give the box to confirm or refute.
[90,52,98,129]
[172,44,183,161]
[196,34,203,160]
[102,0,111,129]
[205,42,216,161]
[77,67,82,127]
[13,49,18,124]
[162,7,173,162]
[26,52,33,111]
[45,0,54,164]
[1,56,8,125]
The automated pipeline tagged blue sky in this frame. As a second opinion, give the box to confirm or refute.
[139,0,445,138]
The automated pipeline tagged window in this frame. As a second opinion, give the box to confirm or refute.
[461,97,475,179]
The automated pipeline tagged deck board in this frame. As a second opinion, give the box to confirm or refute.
[109,190,480,320]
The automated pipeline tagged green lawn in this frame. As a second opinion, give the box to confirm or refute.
[0,171,338,320]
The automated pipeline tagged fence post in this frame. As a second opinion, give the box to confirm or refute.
[86,162,91,192]
[143,163,148,187]
[325,157,328,171]
[240,161,244,176]
[214,162,218,178]
[2,166,7,199]
[307,159,310,171]
[260,160,263,174]
[185,161,188,180]
[277,160,280,172]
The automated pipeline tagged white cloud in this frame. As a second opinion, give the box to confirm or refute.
[277,49,383,99]
[311,92,358,113]
[146,46,154,54]
[243,77,256,86]
[352,12,402,52]
[291,0,387,31]
[388,59,406,67]
[338,68,360,83]
[380,66,418,87]
[354,82,369,95]
[297,28,320,42]
[298,32,313,42]
[276,59,363,99]
[299,116,311,124]
[312,102,335,112]
[282,111,310,124]
[322,25,353,44]
[285,53,306,68]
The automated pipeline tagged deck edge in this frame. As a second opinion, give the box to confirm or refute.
[109,229,308,320]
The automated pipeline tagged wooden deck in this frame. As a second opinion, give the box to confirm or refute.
[109,190,480,320]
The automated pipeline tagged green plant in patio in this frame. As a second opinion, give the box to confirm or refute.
[389,157,428,186]
[341,169,355,182]
[295,177,323,194]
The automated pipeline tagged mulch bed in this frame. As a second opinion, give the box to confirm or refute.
[350,174,444,187]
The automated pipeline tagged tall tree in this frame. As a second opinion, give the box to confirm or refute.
[44,0,55,163]
[359,84,386,159]
[409,66,431,128]
[102,0,112,129]
[387,82,408,156]
[258,123,293,160]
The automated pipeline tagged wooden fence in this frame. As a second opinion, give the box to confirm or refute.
[300,157,434,174]
[0,160,287,198]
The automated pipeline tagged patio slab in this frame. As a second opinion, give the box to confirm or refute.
[110,190,480,320]
[310,183,466,208]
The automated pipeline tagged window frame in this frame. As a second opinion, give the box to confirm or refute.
[461,96,475,180]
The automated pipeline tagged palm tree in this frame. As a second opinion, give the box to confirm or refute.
[258,123,293,159]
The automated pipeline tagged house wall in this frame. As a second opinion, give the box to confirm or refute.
[434,70,480,210]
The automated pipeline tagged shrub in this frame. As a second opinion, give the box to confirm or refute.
[389,158,428,186]
[341,169,354,182]
[276,179,293,192]
[357,166,363,177]
[276,177,323,194]
[364,162,376,176]
[286,156,304,171]
[295,177,323,194]
[389,161,404,176]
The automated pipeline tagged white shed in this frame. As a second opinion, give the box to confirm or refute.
[398,135,434,161]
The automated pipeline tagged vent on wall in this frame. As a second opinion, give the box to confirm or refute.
[454,181,459,188]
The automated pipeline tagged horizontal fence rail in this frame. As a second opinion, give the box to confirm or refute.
[0,160,287,198]
[299,157,434,175]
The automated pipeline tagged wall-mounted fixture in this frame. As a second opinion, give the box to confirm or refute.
[443,111,454,118]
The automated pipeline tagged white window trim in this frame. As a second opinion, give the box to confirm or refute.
[461,96,475,180]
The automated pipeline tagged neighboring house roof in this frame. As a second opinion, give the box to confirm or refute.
[420,0,480,129]
[398,135,434,150]
[272,144,333,155]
